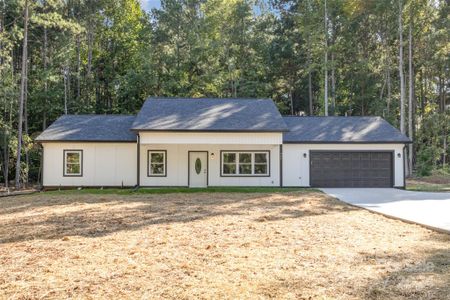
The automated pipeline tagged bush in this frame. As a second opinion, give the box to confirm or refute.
[416,147,436,177]
[433,167,450,177]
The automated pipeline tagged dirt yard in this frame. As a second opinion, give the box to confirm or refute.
[0,191,449,299]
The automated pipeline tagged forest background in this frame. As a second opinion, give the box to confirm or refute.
[0,0,448,188]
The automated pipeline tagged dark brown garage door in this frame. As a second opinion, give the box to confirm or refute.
[310,151,393,187]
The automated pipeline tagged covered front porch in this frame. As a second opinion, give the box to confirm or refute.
[137,132,282,187]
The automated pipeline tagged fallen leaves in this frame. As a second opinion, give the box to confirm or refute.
[0,192,448,299]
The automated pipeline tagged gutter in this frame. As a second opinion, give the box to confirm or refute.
[129,128,289,133]
[136,134,140,187]
[35,140,137,143]
[282,140,413,144]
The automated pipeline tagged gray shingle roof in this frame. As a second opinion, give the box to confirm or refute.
[36,115,136,142]
[131,98,288,132]
[283,116,411,143]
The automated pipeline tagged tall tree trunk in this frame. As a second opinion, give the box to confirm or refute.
[67,65,71,108]
[64,66,68,114]
[442,81,448,168]
[439,76,445,113]
[0,2,7,187]
[76,34,81,102]
[361,81,365,116]
[398,0,408,178]
[4,49,14,188]
[5,103,12,188]
[331,52,336,115]
[43,26,48,130]
[307,0,313,116]
[382,26,392,115]
[24,57,29,186]
[2,94,9,187]
[39,24,48,188]
[0,1,3,65]
[398,0,406,134]
[15,0,28,189]
[330,16,336,116]
[407,19,414,176]
[387,67,391,114]
[87,20,93,108]
[87,21,93,77]
[2,129,8,188]
[443,121,447,168]
[419,70,424,116]
[379,74,387,104]
[308,58,313,115]
[290,89,294,115]
[323,0,328,116]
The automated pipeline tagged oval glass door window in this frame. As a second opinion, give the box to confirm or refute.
[195,158,202,174]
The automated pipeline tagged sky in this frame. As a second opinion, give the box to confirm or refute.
[139,0,161,11]
[139,0,270,15]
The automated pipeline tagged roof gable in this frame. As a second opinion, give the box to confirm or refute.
[131,98,288,132]
[36,115,136,142]
[283,116,411,143]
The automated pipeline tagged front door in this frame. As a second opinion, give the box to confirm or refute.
[189,151,208,188]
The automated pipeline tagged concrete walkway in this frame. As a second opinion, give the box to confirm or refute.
[321,188,450,233]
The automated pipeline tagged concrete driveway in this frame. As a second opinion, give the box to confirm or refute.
[321,188,450,233]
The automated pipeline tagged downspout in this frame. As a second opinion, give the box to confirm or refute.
[40,143,44,190]
[279,144,283,187]
[136,134,140,188]
[403,144,407,189]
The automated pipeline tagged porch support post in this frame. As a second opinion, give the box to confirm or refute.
[279,144,283,187]
[136,134,140,187]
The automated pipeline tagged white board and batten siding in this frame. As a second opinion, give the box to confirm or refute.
[139,132,282,187]
[42,142,137,187]
[41,133,405,188]
[282,143,405,188]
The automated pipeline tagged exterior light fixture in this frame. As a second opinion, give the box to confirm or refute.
[397,153,401,158]
[210,152,215,160]
[303,153,307,158]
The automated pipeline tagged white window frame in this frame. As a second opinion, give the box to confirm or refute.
[221,151,269,177]
[63,150,83,177]
[148,150,167,177]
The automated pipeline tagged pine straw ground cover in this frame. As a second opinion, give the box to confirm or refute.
[0,191,449,300]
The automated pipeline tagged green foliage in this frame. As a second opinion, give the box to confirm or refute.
[416,111,450,175]
[416,146,436,176]
[0,0,449,185]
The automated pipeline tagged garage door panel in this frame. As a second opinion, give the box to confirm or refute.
[310,151,393,188]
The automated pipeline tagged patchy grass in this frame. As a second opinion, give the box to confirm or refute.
[406,180,450,192]
[407,172,450,192]
[0,192,449,299]
[46,187,316,195]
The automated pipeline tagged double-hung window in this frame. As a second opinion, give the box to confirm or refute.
[221,151,269,176]
[148,150,166,176]
[63,150,83,176]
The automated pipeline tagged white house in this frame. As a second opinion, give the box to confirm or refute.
[282,116,408,188]
[36,98,411,188]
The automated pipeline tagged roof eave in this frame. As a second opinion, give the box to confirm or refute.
[36,139,137,143]
[130,128,289,133]
[282,140,412,144]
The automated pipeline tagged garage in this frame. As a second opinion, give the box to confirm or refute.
[281,116,411,188]
[310,151,393,187]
